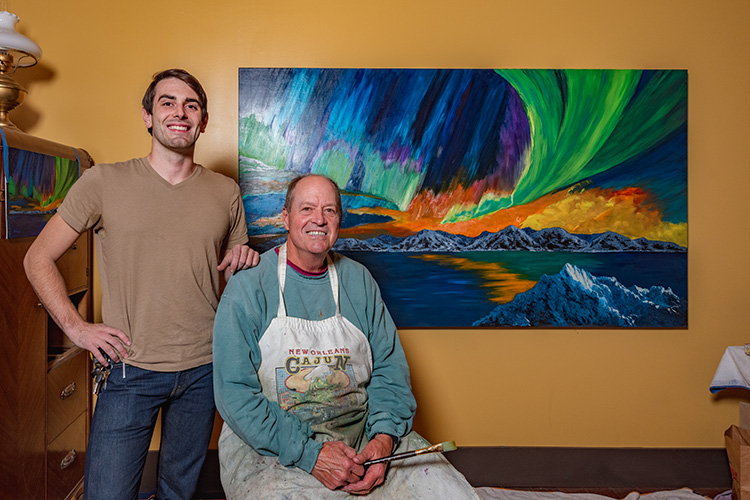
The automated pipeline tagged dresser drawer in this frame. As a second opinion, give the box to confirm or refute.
[47,350,88,444]
[69,478,85,500]
[47,412,86,500]
[56,231,89,293]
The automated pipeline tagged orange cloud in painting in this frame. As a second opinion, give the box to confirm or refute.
[341,185,687,248]
[521,187,687,247]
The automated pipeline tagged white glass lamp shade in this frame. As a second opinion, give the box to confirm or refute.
[0,11,42,68]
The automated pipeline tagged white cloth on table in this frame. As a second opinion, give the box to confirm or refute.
[710,346,750,393]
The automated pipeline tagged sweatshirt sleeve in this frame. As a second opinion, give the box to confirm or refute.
[212,270,323,473]
[347,261,417,441]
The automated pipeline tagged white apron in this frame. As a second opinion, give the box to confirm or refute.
[258,243,374,448]
[219,245,480,499]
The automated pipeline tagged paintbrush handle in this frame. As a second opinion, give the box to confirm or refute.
[363,450,417,466]
[363,442,444,466]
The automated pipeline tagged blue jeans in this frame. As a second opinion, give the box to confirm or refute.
[83,362,215,500]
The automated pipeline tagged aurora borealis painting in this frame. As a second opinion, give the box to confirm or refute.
[3,147,80,239]
[239,68,688,328]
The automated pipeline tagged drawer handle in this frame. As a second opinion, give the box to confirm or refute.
[61,449,77,470]
[60,382,76,399]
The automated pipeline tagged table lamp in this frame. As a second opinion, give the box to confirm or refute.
[0,11,42,129]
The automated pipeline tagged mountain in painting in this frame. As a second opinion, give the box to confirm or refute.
[521,227,589,251]
[390,230,473,252]
[332,234,403,251]
[329,227,686,253]
[466,226,537,250]
[473,263,686,328]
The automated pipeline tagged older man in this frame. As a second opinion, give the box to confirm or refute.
[213,174,479,498]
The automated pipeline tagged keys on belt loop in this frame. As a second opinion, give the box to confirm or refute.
[91,349,113,395]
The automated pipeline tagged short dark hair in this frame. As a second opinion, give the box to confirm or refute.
[285,174,343,218]
[141,69,208,134]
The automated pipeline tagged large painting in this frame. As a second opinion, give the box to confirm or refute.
[3,147,80,239]
[238,68,687,328]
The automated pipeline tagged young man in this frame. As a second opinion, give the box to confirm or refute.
[24,68,259,500]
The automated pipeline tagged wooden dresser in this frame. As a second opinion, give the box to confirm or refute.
[1,129,94,500]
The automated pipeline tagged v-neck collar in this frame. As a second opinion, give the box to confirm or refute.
[142,156,201,188]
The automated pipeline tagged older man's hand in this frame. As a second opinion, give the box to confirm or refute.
[343,434,393,495]
[311,441,365,491]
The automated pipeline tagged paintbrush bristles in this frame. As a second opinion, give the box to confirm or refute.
[441,440,457,452]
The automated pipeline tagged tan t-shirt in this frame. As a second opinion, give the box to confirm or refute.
[58,157,248,371]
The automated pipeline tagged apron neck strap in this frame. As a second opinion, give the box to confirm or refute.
[277,242,339,318]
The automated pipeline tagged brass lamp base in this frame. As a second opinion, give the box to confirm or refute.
[0,71,26,129]
[0,11,43,130]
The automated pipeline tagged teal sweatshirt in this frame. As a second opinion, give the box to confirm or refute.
[213,248,416,473]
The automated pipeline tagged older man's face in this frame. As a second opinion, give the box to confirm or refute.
[282,176,341,270]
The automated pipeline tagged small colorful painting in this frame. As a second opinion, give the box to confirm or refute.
[238,68,687,328]
[3,147,80,238]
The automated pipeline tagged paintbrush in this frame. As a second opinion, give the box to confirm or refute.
[363,440,457,466]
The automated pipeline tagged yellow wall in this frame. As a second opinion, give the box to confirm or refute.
[14,0,750,448]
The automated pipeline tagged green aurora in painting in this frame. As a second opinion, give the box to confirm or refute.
[453,70,687,217]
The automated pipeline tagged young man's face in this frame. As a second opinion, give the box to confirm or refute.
[282,176,341,270]
[142,77,207,153]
